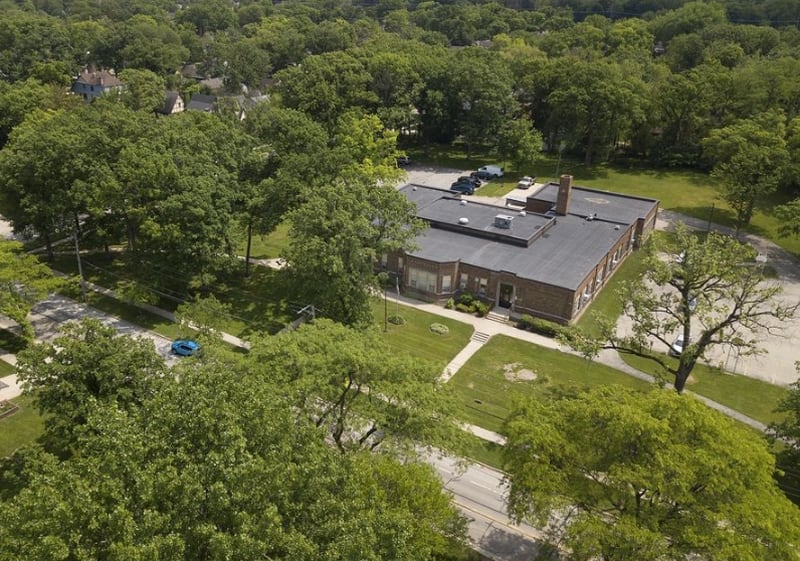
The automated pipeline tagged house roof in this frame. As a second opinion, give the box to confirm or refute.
[400,184,657,291]
[186,94,215,112]
[74,68,122,88]
[157,91,183,114]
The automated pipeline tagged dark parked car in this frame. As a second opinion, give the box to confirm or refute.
[456,176,482,188]
[450,182,475,195]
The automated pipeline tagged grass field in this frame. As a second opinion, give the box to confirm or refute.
[370,300,473,369]
[237,221,291,260]
[0,394,44,458]
[50,253,293,338]
[0,360,15,376]
[449,335,653,434]
[618,351,789,425]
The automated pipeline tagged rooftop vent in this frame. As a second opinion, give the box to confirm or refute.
[458,217,469,225]
[586,212,597,221]
[614,225,620,230]
[494,214,514,229]
[518,210,527,216]
[460,200,468,206]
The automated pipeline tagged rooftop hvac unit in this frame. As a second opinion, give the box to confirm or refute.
[494,214,514,229]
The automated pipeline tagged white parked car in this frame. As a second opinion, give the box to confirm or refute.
[669,335,692,357]
[517,176,535,189]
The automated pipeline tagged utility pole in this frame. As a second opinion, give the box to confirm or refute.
[73,227,87,303]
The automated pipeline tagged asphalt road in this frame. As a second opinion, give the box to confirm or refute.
[426,451,548,561]
[28,293,179,366]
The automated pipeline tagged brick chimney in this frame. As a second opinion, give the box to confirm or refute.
[556,174,573,215]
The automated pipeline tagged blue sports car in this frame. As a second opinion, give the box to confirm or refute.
[171,339,201,357]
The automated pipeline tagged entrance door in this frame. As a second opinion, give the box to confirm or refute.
[498,283,514,308]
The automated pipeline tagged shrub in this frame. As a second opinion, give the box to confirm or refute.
[429,323,449,335]
[455,303,473,313]
[388,315,405,325]
[474,302,489,317]
[458,293,475,306]
[517,314,564,337]
[444,298,455,310]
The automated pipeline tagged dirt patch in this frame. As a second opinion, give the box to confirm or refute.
[503,362,537,382]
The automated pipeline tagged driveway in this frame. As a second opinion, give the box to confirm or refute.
[27,294,178,364]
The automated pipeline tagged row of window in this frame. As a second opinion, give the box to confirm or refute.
[408,268,487,296]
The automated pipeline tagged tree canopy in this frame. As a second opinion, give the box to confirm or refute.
[2,347,466,560]
[504,385,800,561]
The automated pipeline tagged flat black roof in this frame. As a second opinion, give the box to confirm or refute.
[400,184,657,290]
[401,185,553,247]
[530,183,658,224]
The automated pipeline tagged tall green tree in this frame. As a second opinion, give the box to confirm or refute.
[249,319,464,454]
[504,386,800,561]
[0,240,61,341]
[118,68,167,113]
[285,181,423,326]
[15,319,166,453]
[495,118,543,175]
[274,51,377,130]
[703,111,790,232]
[592,224,797,393]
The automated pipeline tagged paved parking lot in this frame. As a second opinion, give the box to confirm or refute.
[399,165,516,206]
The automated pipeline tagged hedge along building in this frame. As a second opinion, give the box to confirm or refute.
[388,176,659,324]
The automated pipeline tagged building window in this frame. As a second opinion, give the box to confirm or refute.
[442,275,452,292]
[459,273,468,290]
[380,254,387,268]
[478,277,488,296]
[409,267,437,293]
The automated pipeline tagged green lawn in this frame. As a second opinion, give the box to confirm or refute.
[618,351,789,425]
[450,335,653,434]
[0,360,15,376]
[370,300,473,369]
[237,221,291,260]
[461,434,504,470]
[0,394,44,458]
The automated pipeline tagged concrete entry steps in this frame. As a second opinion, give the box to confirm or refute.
[485,310,510,324]
[471,331,491,343]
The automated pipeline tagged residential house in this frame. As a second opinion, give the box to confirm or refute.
[156,91,185,116]
[71,68,123,102]
[186,94,216,112]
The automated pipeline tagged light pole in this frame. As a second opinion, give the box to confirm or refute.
[73,227,87,303]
